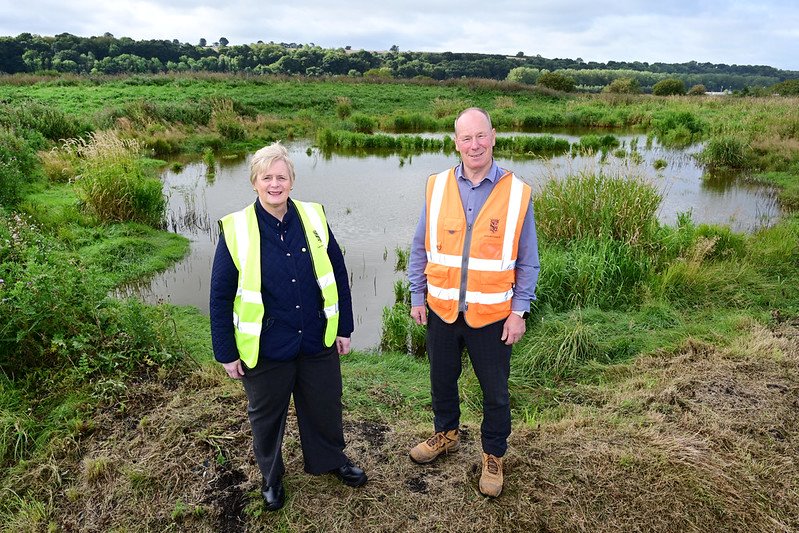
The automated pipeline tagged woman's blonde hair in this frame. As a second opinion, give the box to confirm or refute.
[250,141,296,184]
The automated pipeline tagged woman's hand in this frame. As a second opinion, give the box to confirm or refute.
[222,359,245,379]
[336,336,351,355]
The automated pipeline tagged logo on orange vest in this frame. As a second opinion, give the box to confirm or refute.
[489,218,499,233]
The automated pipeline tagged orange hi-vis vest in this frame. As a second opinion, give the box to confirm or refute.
[424,167,532,327]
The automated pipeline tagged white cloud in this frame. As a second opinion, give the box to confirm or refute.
[0,0,796,70]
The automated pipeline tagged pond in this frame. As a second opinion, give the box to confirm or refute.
[122,134,780,350]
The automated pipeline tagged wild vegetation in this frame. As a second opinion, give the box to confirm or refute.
[0,71,798,531]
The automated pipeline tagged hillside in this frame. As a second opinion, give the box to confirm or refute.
[1,33,798,92]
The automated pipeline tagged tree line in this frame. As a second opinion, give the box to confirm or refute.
[1,32,797,92]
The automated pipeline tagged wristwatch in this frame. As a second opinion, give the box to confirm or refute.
[511,310,530,319]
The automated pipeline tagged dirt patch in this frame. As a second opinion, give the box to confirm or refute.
[206,461,247,533]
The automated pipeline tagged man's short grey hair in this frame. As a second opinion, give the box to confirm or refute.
[454,107,493,132]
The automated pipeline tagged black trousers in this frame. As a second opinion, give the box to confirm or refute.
[427,311,512,457]
[241,346,348,485]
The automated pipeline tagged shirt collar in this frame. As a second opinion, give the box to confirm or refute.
[254,197,295,227]
[455,160,503,184]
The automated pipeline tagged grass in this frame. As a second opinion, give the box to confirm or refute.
[534,169,662,246]
[2,318,797,532]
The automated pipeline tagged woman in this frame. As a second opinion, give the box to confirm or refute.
[210,142,366,511]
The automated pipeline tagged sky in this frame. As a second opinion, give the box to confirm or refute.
[2,1,798,71]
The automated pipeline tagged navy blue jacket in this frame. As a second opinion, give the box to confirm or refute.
[210,199,354,364]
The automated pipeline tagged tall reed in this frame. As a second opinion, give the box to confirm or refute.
[534,169,662,247]
[69,131,165,227]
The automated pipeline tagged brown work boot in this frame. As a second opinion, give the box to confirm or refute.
[409,429,459,464]
[479,452,504,497]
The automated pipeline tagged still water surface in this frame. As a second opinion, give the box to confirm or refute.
[125,135,780,349]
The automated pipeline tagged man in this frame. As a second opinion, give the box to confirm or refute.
[407,107,540,497]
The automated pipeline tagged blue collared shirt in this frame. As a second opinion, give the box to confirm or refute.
[408,160,540,313]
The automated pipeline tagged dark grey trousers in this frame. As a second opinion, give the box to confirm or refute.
[427,311,512,457]
[241,346,348,485]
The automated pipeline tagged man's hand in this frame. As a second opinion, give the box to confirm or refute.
[410,305,428,325]
[501,313,526,345]
[222,359,245,379]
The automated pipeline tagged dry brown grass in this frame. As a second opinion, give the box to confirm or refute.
[21,321,799,532]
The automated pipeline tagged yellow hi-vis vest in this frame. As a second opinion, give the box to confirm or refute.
[219,200,340,368]
[424,168,531,328]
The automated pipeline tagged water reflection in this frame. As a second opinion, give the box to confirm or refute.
[124,135,780,349]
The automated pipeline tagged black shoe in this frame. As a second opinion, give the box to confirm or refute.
[331,461,368,487]
[261,478,285,511]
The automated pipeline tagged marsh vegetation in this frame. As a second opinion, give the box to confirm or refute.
[1,73,798,532]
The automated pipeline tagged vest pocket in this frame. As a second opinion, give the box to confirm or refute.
[425,262,455,287]
[439,217,464,250]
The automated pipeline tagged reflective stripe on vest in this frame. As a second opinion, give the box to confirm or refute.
[424,168,531,327]
[219,201,339,368]
[220,204,264,368]
[294,200,340,347]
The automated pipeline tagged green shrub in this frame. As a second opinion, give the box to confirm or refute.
[506,67,542,85]
[210,98,245,141]
[687,84,707,96]
[0,101,91,142]
[699,136,750,169]
[395,246,409,272]
[519,114,547,130]
[105,99,213,128]
[350,113,376,134]
[431,97,467,119]
[652,78,686,96]
[603,77,641,94]
[770,79,799,96]
[537,71,576,92]
[0,211,185,380]
[0,129,41,207]
[0,212,108,372]
[335,96,352,118]
[652,111,704,146]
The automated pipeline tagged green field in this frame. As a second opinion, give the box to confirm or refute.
[1,74,799,532]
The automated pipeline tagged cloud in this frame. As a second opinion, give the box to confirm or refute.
[1,0,797,70]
